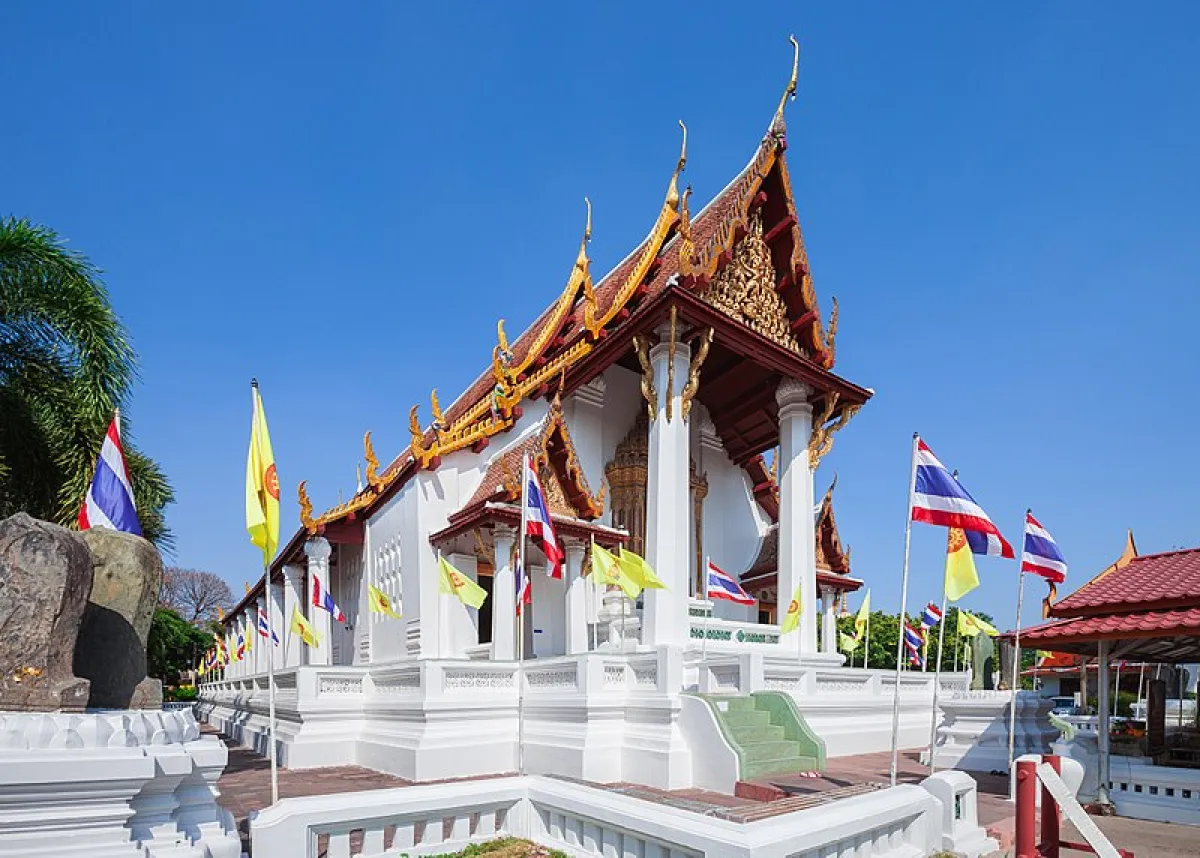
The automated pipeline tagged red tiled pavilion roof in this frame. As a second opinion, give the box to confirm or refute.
[1052,548,1200,616]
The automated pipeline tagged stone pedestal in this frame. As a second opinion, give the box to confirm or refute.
[928,690,1056,772]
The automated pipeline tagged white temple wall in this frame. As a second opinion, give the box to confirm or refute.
[695,403,769,622]
[366,484,418,663]
[596,365,643,528]
[332,543,364,666]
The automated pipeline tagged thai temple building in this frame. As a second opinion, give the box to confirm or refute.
[199,46,955,791]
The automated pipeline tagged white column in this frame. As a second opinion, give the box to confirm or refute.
[777,379,817,654]
[491,525,517,660]
[305,537,333,666]
[236,614,249,676]
[564,539,588,654]
[254,596,268,675]
[820,586,838,654]
[282,564,305,667]
[644,327,691,647]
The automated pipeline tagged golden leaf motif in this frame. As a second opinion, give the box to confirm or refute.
[298,480,315,533]
[680,327,714,421]
[700,210,801,353]
[631,334,657,422]
[363,432,380,489]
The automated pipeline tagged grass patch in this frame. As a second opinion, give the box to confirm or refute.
[429,837,567,858]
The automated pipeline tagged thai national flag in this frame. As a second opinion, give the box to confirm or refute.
[904,623,925,666]
[312,572,346,622]
[706,560,755,605]
[256,604,281,646]
[523,455,564,578]
[515,562,531,615]
[1022,512,1067,584]
[920,602,943,629]
[77,413,142,536]
[911,439,1013,558]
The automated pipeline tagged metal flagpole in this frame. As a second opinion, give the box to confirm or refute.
[517,456,530,775]
[264,565,279,804]
[1007,511,1030,793]
[864,606,871,671]
[889,433,921,786]
[1136,662,1146,720]
[702,555,711,662]
[927,586,950,773]
[1114,660,1122,715]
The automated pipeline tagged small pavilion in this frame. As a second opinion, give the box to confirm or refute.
[1011,534,1200,812]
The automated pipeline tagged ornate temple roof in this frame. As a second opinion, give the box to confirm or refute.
[741,477,861,595]
[269,37,872,580]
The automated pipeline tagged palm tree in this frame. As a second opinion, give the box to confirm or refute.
[0,216,173,544]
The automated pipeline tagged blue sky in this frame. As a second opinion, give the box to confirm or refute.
[5,4,1198,631]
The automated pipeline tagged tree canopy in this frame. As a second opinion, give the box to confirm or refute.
[161,567,234,624]
[147,607,213,682]
[0,216,172,542]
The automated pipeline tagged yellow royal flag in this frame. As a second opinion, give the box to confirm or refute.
[780,583,803,634]
[853,591,871,640]
[368,583,402,619]
[944,528,980,602]
[590,543,641,599]
[839,631,860,652]
[618,548,666,591]
[438,555,487,609]
[245,382,280,567]
[290,606,320,648]
[957,610,999,638]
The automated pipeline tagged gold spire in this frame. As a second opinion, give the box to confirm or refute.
[496,319,510,356]
[298,480,315,532]
[772,35,800,129]
[579,197,596,309]
[430,389,444,426]
[666,120,688,210]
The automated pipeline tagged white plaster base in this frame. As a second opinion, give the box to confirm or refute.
[0,710,239,858]
[928,690,1057,773]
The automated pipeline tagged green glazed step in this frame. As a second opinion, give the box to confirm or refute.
[729,724,786,743]
[721,710,771,729]
[722,697,757,712]
[744,755,822,780]
[741,740,804,763]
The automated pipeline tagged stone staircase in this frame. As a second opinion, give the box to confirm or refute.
[695,691,826,780]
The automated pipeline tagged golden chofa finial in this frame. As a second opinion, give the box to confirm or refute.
[666,120,688,210]
[430,389,444,426]
[298,480,315,532]
[773,35,801,126]
[363,431,380,489]
[496,319,510,355]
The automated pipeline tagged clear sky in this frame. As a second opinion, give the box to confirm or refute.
[4,3,1198,632]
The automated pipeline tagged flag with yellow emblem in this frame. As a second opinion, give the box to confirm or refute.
[245,380,280,567]
[290,607,321,648]
[618,548,666,591]
[368,583,402,619]
[589,543,640,599]
[779,583,803,634]
[438,555,487,609]
[957,610,998,638]
[944,527,980,602]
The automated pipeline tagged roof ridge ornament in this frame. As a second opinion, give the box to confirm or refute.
[363,431,381,490]
[772,35,800,132]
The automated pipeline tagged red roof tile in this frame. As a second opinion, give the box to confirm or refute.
[1053,548,1200,615]
[1018,606,1200,645]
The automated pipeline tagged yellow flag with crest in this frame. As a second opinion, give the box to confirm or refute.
[245,381,280,567]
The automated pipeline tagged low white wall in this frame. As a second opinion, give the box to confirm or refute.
[678,695,739,793]
[0,709,239,858]
[250,774,945,858]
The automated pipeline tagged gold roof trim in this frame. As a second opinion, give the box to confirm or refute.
[583,121,687,338]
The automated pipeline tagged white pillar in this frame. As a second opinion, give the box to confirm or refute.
[305,537,332,666]
[282,564,305,667]
[237,614,250,676]
[564,539,588,654]
[644,327,691,647]
[820,586,838,654]
[1097,640,1112,805]
[491,525,517,660]
[777,379,817,654]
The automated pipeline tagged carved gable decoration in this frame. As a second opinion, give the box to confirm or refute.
[483,396,604,521]
[814,477,850,575]
[700,209,802,354]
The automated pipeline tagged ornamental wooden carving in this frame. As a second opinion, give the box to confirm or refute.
[631,335,657,422]
[680,327,714,421]
[700,210,801,354]
[807,394,861,471]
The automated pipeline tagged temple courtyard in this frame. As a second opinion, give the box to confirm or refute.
[208,726,1199,858]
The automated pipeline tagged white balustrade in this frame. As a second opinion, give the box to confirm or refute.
[251,774,946,858]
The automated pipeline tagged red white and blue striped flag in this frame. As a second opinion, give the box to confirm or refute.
[523,455,564,579]
[920,602,943,629]
[78,412,142,536]
[706,560,755,605]
[1021,512,1067,583]
[311,572,346,623]
[911,439,1013,558]
[903,623,925,666]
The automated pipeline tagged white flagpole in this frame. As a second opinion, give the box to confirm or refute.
[702,555,710,662]
[1136,662,1146,720]
[264,566,278,805]
[927,587,950,773]
[864,605,871,671]
[516,456,530,776]
[889,433,921,786]
[1007,509,1030,793]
